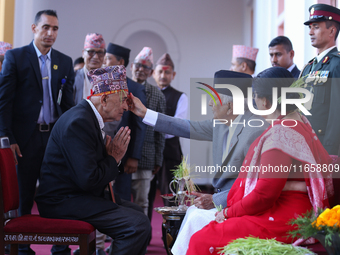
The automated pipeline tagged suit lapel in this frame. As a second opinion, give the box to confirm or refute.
[222,111,251,165]
[216,126,229,165]
[82,100,106,148]
[51,49,59,103]
[27,42,43,90]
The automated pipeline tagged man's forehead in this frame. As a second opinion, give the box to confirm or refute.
[310,21,324,26]
[269,46,283,53]
[38,14,58,25]
[156,64,172,71]
[136,59,152,66]
[85,47,105,51]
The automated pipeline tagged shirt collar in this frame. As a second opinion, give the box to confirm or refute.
[287,64,296,72]
[33,40,52,60]
[316,45,336,63]
[85,99,104,131]
[160,85,170,90]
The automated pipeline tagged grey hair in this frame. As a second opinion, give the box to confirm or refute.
[219,94,248,111]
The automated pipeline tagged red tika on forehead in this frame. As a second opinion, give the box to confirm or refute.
[141,60,146,64]
[162,66,169,70]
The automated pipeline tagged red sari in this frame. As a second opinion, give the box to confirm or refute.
[186,116,333,255]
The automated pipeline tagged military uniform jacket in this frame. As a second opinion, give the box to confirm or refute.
[301,47,340,155]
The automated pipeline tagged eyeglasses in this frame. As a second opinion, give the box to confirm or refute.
[84,49,106,58]
[133,62,152,70]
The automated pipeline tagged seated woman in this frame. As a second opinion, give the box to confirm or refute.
[186,67,334,255]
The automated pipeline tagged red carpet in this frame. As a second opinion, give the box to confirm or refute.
[30,189,167,254]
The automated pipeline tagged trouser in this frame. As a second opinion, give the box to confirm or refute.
[95,199,145,250]
[84,203,150,255]
[113,172,132,201]
[131,170,153,215]
[147,175,158,221]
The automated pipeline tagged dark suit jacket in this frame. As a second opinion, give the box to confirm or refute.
[118,77,146,163]
[290,65,300,79]
[35,100,119,219]
[301,47,340,155]
[0,41,74,148]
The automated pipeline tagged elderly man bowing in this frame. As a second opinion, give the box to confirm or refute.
[36,66,151,255]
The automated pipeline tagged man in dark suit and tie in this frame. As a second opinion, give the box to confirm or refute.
[268,36,300,79]
[0,10,74,255]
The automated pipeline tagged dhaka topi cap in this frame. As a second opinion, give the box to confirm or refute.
[304,4,340,25]
[106,43,131,67]
[212,70,252,97]
[155,53,174,69]
[232,45,259,62]
[134,47,154,65]
[0,41,12,55]
[84,33,106,49]
[87,65,128,99]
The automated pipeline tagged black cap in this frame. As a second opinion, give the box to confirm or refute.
[106,43,131,67]
[304,4,340,25]
[213,70,252,97]
[253,67,294,97]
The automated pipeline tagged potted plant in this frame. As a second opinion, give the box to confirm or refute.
[289,205,340,255]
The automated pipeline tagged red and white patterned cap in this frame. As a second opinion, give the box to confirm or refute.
[0,41,12,55]
[87,65,128,99]
[134,47,153,65]
[232,45,259,62]
[84,33,105,49]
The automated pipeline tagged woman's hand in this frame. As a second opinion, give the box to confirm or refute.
[215,211,226,223]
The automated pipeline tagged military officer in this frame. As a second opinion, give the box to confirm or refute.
[301,3,340,155]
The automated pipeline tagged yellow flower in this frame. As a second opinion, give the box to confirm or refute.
[53,65,58,70]
[315,206,340,229]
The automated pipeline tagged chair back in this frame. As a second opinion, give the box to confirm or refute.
[0,137,20,214]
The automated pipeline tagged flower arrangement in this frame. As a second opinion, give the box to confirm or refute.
[218,236,315,255]
[289,205,340,247]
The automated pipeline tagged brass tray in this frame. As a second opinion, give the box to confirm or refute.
[154,206,187,215]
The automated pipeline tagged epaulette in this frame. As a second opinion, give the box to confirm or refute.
[321,56,329,64]
[331,51,340,58]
